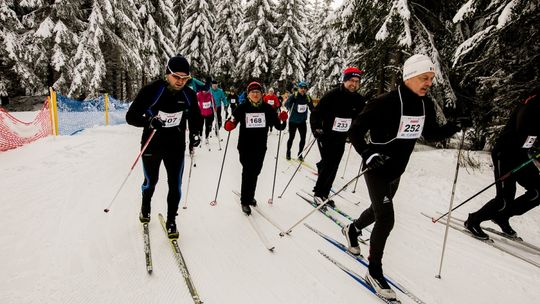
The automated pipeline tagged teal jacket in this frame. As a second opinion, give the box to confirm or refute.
[210,87,228,108]
[285,92,314,124]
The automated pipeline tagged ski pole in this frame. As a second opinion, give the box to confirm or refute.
[210,130,232,206]
[279,168,368,236]
[436,130,466,279]
[340,143,352,179]
[278,138,316,198]
[432,151,540,223]
[352,163,362,194]
[104,129,157,213]
[268,128,283,204]
[182,149,195,209]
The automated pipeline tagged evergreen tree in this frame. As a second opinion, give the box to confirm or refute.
[177,0,214,77]
[273,0,308,86]
[139,0,176,84]
[0,0,37,96]
[451,0,540,149]
[307,7,344,97]
[235,0,278,84]
[212,0,241,85]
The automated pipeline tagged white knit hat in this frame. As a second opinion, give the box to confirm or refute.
[402,54,435,80]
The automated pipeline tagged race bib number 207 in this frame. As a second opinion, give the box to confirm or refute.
[157,111,183,128]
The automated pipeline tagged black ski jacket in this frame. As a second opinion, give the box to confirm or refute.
[349,84,458,179]
[126,79,202,153]
[232,101,286,151]
[493,93,540,161]
[310,84,366,143]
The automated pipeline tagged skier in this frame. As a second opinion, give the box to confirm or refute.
[210,80,228,128]
[285,81,314,161]
[228,86,239,113]
[263,87,281,133]
[196,84,215,144]
[126,55,202,239]
[310,67,366,208]
[224,81,288,215]
[344,54,461,299]
[465,88,540,239]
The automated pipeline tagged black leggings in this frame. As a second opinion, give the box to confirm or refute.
[472,151,540,222]
[353,173,400,270]
[141,149,185,222]
[314,139,345,198]
[203,115,214,138]
[287,121,307,155]
[239,148,267,205]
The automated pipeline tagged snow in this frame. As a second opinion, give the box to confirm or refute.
[453,0,475,23]
[497,0,517,29]
[1,115,540,304]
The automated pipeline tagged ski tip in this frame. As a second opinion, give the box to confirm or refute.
[103,208,110,213]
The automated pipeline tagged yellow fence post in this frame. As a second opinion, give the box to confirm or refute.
[104,93,109,126]
[48,88,57,136]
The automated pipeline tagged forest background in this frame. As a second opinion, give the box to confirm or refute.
[1,0,538,150]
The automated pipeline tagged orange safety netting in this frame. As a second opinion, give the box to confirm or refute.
[0,98,53,152]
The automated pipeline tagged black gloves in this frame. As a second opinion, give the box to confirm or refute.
[313,128,324,139]
[148,116,164,129]
[362,150,389,170]
[190,134,201,149]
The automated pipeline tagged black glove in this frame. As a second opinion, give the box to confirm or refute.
[363,151,388,170]
[148,116,164,129]
[313,128,324,139]
[190,134,201,149]
[455,116,472,130]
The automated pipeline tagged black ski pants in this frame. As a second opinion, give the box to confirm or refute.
[287,121,307,156]
[141,149,185,223]
[203,115,214,138]
[239,147,267,205]
[353,172,400,274]
[314,139,346,198]
[472,150,540,223]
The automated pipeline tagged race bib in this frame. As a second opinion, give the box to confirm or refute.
[245,113,266,128]
[158,111,183,128]
[230,98,236,104]
[332,117,352,132]
[522,136,537,148]
[202,101,212,109]
[396,115,425,139]
[297,104,307,113]
[267,99,274,106]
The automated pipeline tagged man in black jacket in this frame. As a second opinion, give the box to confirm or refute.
[465,88,540,239]
[310,67,366,207]
[126,55,202,239]
[345,54,460,300]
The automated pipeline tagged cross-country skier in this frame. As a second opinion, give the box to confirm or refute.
[285,81,314,161]
[224,81,288,215]
[345,54,462,299]
[465,88,540,239]
[126,55,202,239]
[310,67,366,208]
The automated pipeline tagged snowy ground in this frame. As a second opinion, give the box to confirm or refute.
[1,114,539,304]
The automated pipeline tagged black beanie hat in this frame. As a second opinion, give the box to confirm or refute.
[166,55,190,75]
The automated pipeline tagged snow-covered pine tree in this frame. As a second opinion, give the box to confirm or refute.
[272,0,308,89]
[306,2,344,98]
[452,0,540,149]
[139,0,176,84]
[173,0,188,45]
[212,0,241,87]
[19,0,86,95]
[234,0,278,85]
[177,0,214,78]
[0,0,39,96]
[66,0,107,99]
